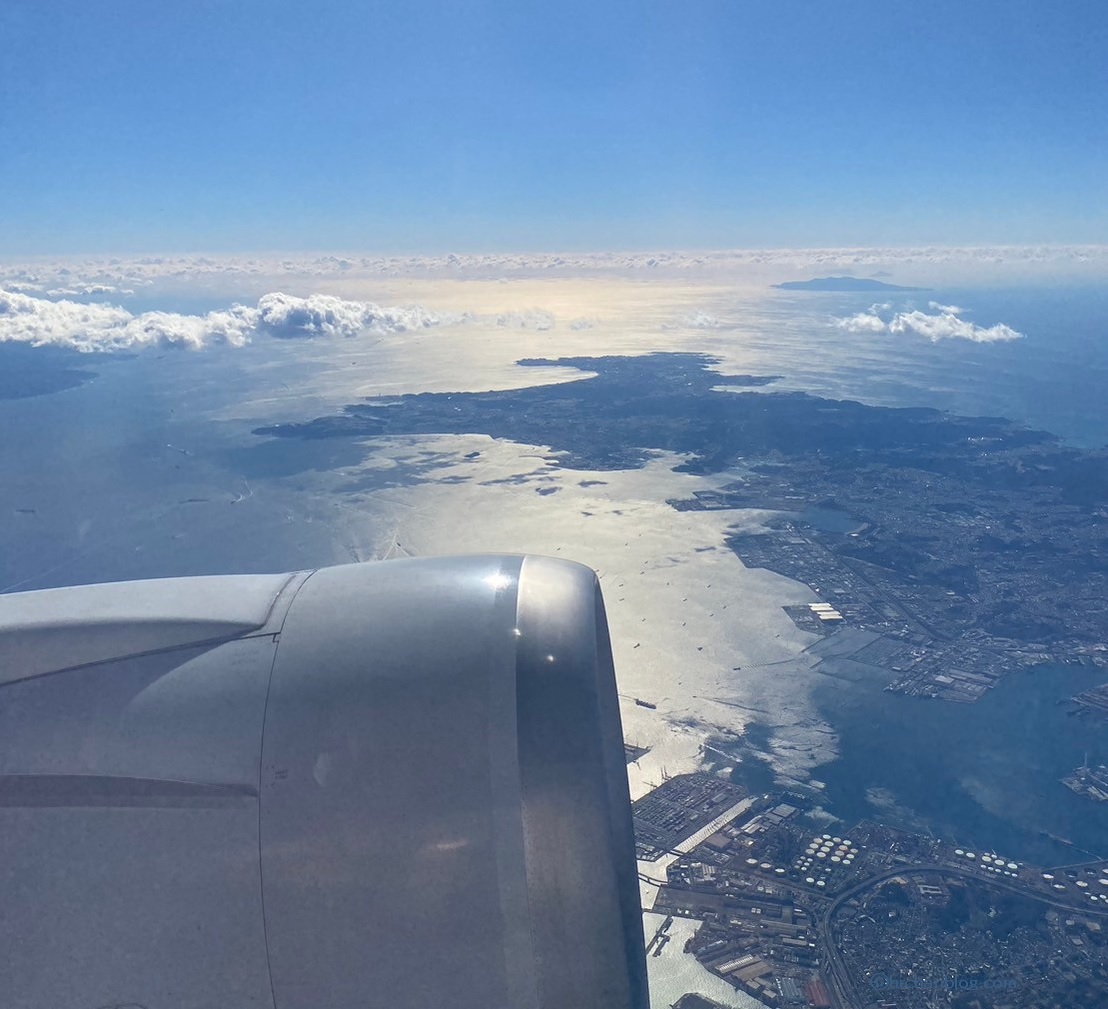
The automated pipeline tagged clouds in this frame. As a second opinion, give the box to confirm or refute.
[253,292,439,339]
[0,290,441,353]
[662,311,737,331]
[0,290,230,352]
[835,302,1023,344]
[683,311,727,329]
[927,300,964,315]
[492,310,555,331]
[2,280,1028,356]
[2,243,1106,297]
[835,308,888,334]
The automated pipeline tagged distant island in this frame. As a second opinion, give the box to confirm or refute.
[772,276,927,292]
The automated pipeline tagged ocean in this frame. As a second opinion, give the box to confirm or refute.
[1,278,1106,872]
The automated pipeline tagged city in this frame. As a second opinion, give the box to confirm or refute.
[671,443,1108,708]
[635,772,1108,1009]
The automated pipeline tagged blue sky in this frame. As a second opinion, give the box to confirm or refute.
[1,0,1105,254]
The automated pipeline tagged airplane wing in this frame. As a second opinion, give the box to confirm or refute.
[0,554,648,1009]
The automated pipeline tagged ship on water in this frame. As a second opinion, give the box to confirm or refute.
[1061,754,1108,802]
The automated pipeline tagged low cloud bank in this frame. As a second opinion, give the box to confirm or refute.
[0,290,441,352]
[4,244,1106,294]
[834,302,1023,343]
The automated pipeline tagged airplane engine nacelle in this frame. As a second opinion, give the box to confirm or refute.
[0,555,648,1009]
